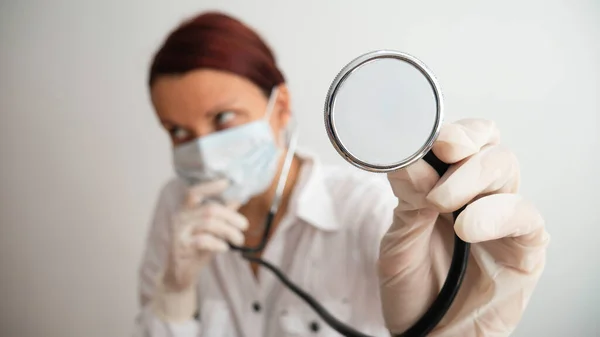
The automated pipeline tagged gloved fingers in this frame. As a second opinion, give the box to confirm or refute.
[179,203,249,232]
[425,144,520,213]
[202,202,249,231]
[194,217,246,247]
[431,118,501,164]
[387,118,503,208]
[225,200,242,210]
[455,193,545,243]
[193,232,230,253]
[185,179,230,207]
[455,193,548,272]
[175,202,248,249]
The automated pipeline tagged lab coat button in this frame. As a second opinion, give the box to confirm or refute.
[252,301,261,312]
[309,321,320,332]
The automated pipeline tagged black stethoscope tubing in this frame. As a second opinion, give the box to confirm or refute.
[228,150,470,337]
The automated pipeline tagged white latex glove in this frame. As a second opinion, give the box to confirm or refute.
[378,119,549,336]
[151,179,248,322]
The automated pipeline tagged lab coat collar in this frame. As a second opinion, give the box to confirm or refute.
[290,148,341,232]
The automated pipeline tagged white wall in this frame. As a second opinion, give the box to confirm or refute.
[0,0,598,336]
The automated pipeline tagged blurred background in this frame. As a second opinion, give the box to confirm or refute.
[1,0,598,336]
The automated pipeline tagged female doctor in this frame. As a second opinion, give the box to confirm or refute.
[134,11,549,337]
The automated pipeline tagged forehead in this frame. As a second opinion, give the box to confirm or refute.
[150,69,265,114]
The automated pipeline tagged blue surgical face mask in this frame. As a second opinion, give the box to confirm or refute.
[172,88,282,205]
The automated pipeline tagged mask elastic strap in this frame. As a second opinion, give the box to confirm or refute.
[229,117,298,254]
[270,117,298,214]
[264,87,279,121]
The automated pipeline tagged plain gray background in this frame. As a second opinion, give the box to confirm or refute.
[1,0,598,336]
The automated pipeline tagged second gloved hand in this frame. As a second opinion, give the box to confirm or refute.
[152,179,249,322]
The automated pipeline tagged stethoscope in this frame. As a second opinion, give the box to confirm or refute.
[227,131,467,337]
[229,50,470,337]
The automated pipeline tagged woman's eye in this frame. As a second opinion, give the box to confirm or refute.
[215,111,236,127]
[170,127,191,141]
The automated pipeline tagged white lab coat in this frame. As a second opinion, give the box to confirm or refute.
[133,150,398,337]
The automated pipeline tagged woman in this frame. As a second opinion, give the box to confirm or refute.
[134,11,549,337]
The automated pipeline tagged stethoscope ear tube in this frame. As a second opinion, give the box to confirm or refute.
[229,120,299,254]
[229,117,469,336]
[233,150,469,337]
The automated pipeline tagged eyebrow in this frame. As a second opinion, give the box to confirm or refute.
[158,97,245,127]
[204,98,243,118]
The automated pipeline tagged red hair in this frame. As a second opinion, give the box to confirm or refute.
[148,11,285,95]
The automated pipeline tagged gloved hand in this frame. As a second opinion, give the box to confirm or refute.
[378,119,549,336]
[151,179,248,322]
